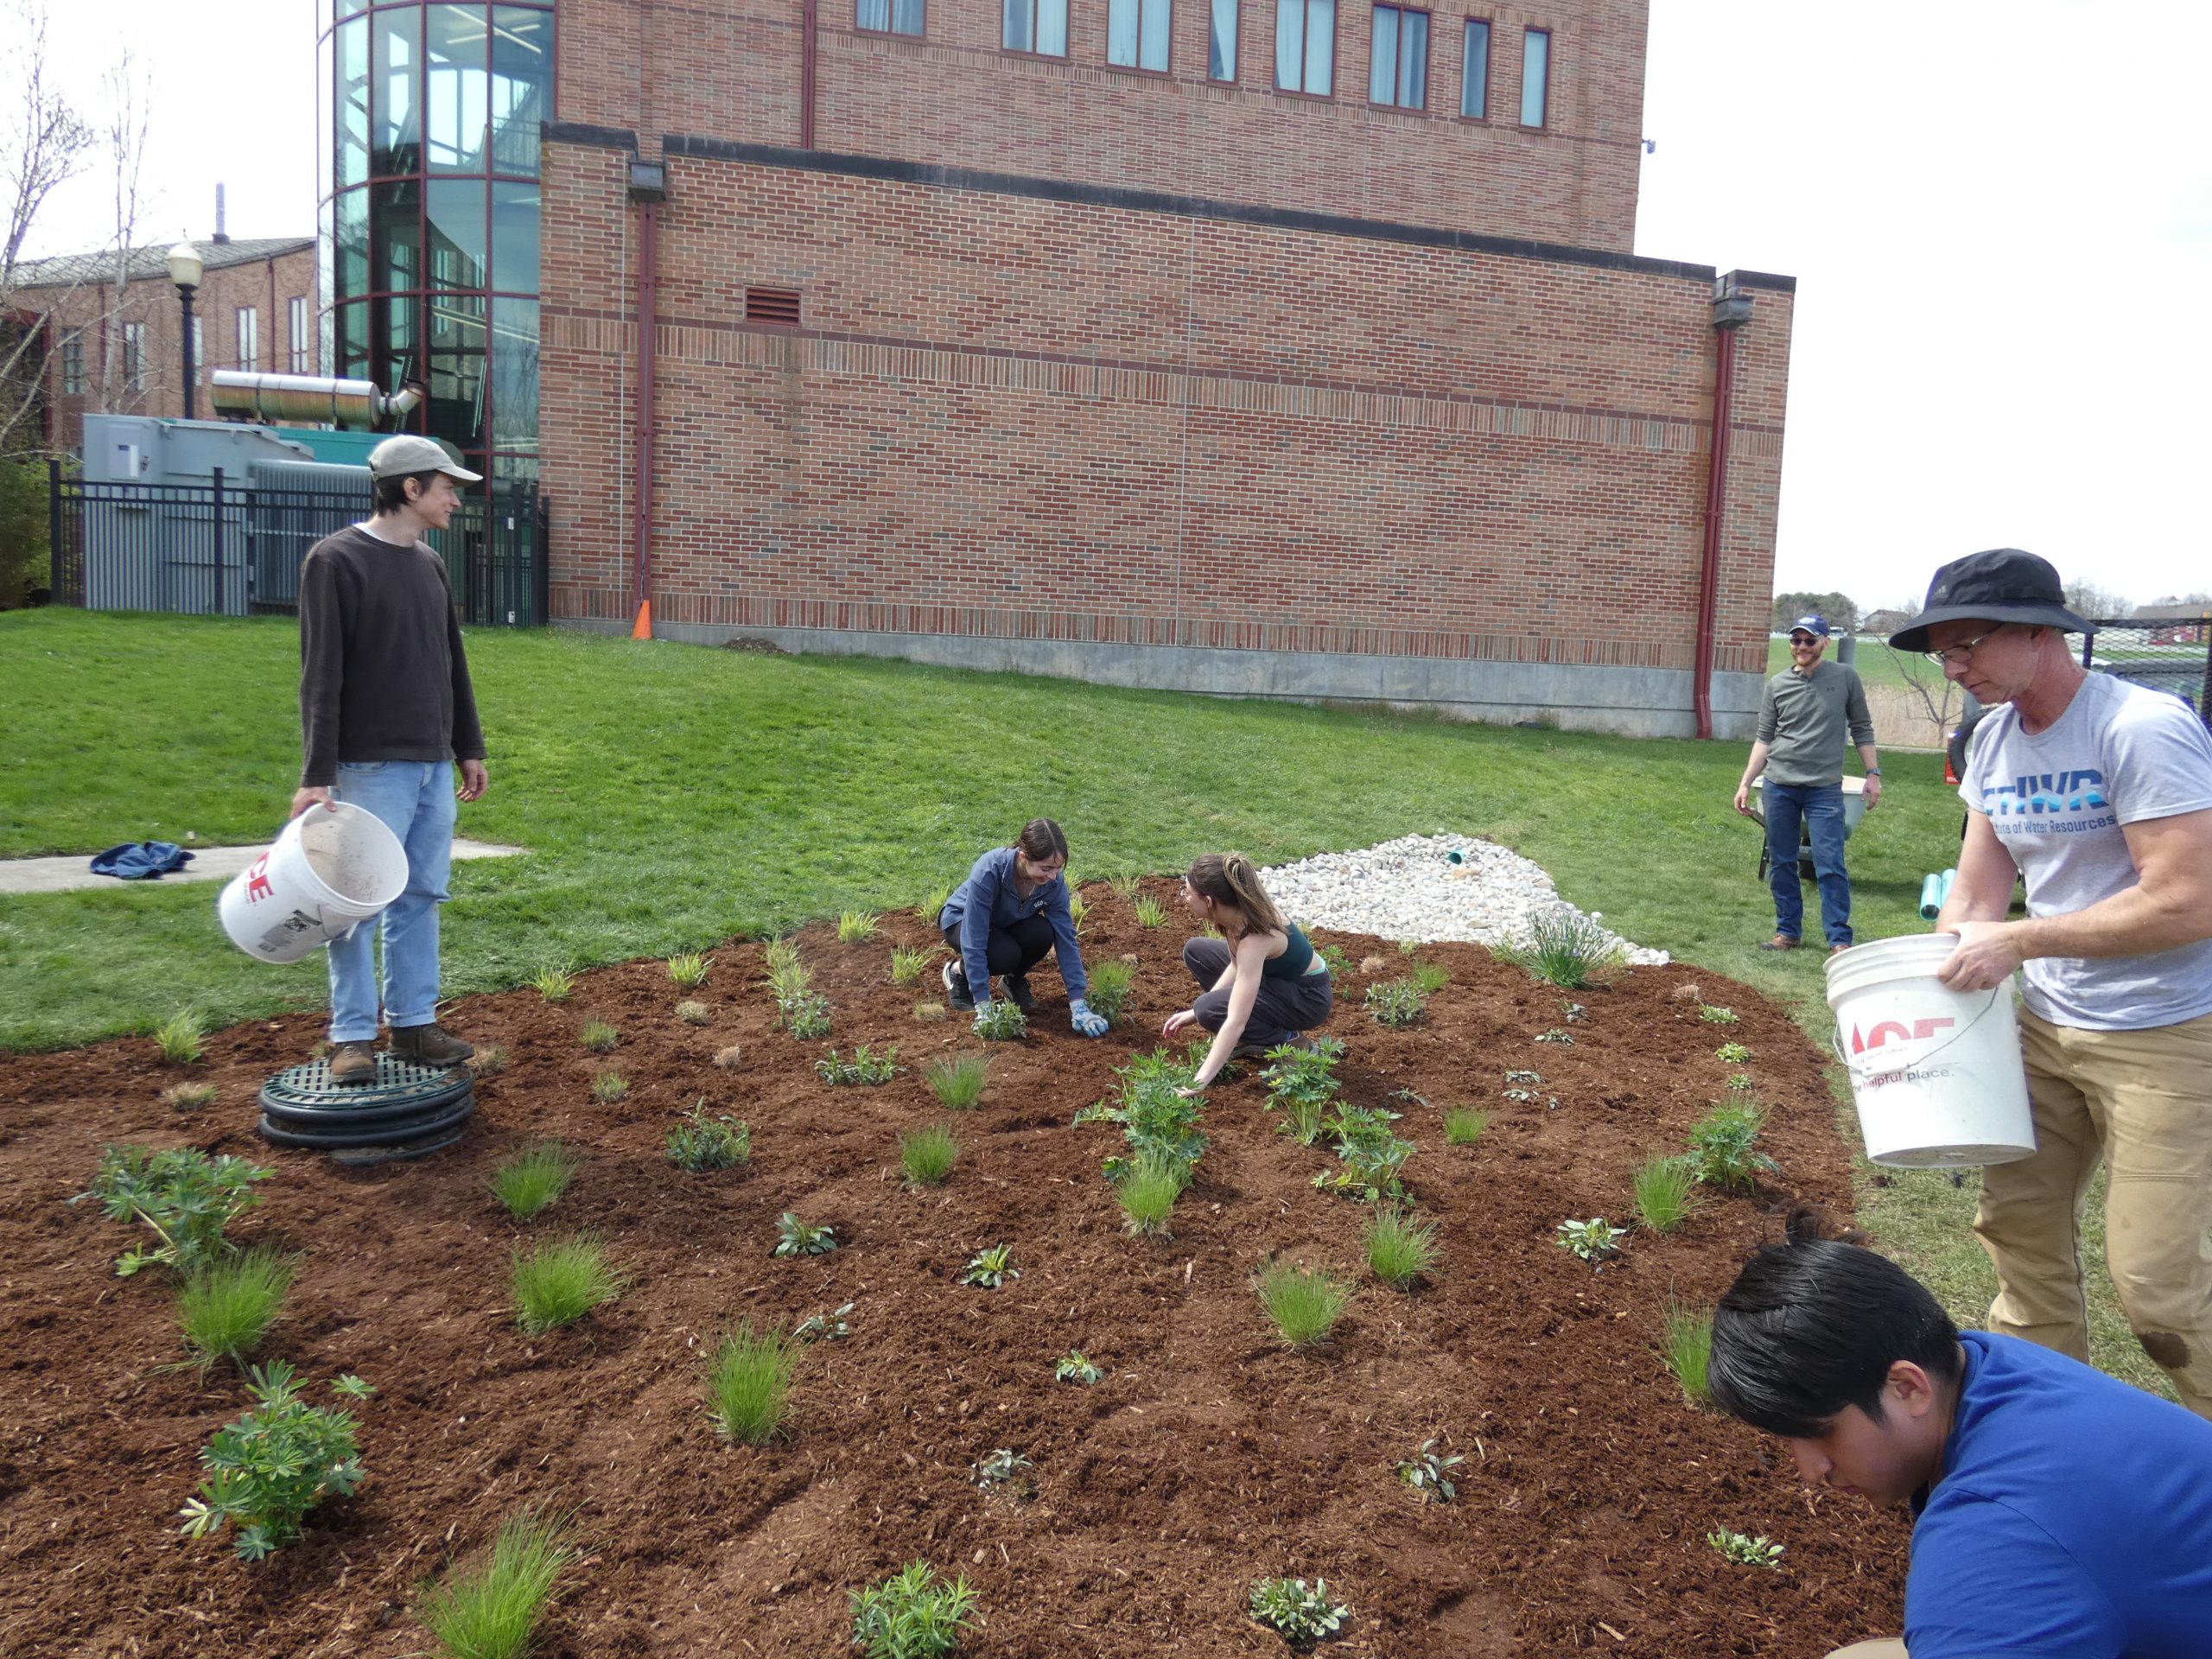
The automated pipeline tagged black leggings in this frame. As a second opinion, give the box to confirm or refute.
[1184,937,1333,1047]
[943,913,1056,981]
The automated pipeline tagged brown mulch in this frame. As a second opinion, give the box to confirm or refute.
[0,880,1907,1657]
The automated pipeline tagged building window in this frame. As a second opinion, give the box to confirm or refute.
[1459,16,1488,117]
[1003,0,1068,54]
[58,330,84,395]
[289,296,311,372]
[1209,0,1237,78]
[123,321,145,391]
[1109,0,1170,68]
[1520,25,1548,126]
[1370,3,1427,106]
[1274,0,1334,93]
[236,307,260,372]
[856,0,925,35]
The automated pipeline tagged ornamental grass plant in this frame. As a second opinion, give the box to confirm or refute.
[177,1245,298,1370]
[486,1143,582,1220]
[510,1236,623,1334]
[416,1508,581,1659]
[1255,1259,1353,1348]
[705,1320,797,1446]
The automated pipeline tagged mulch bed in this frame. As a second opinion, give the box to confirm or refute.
[0,880,1907,1656]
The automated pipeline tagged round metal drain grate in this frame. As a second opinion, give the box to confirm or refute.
[256,1053,475,1159]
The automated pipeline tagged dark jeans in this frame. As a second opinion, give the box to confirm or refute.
[1764,780,1852,947]
[942,913,1055,986]
[1184,937,1333,1048]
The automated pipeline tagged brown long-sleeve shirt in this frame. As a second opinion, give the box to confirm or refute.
[297,524,486,788]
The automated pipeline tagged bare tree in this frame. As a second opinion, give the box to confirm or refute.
[2063,577,2134,624]
[93,49,155,414]
[0,0,96,448]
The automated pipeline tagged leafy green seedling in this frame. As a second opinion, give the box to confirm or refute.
[793,1300,856,1342]
[850,1560,978,1659]
[588,1071,628,1103]
[162,1082,219,1111]
[816,1045,898,1085]
[1631,1153,1700,1234]
[79,1144,272,1276]
[1443,1107,1490,1146]
[416,1507,580,1659]
[1083,959,1135,1025]
[925,1052,989,1109]
[890,944,935,985]
[1659,1294,1714,1408]
[178,1362,371,1560]
[178,1245,298,1372]
[959,1243,1018,1288]
[1726,1071,1756,1096]
[667,951,711,989]
[1686,1102,1778,1193]
[154,1007,207,1065]
[1055,1351,1103,1386]
[1132,893,1167,928]
[837,910,880,943]
[900,1123,960,1187]
[510,1236,623,1333]
[1535,1027,1575,1045]
[665,1104,750,1172]
[774,1213,838,1256]
[676,1000,711,1026]
[1397,1438,1464,1503]
[1260,1036,1344,1146]
[972,1447,1033,1493]
[1363,1205,1440,1290]
[579,1020,619,1053]
[488,1142,582,1219]
[1555,1217,1626,1263]
[705,1320,796,1446]
[531,966,574,1001]
[1505,1069,1543,1085]
[1561,1000,1589,1024]
[1256,1259,1353,1348]
[1708,1528,1784,1568]
[1363,978,1428,1028]
[1715,1041,1753,1064]
[1108,872,1144,903]
[762,937,802,974]
[971,1000,1027,1041]
[1249,1577,1349,1643]
[1698,1004,1739,1025]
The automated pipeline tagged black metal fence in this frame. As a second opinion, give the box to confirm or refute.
[2084,618,2212,725]
[48,463,550,627]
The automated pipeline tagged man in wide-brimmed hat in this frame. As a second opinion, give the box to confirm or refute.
[1893,547,2212,1419]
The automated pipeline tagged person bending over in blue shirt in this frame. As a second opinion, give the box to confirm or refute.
[1164,853,1334,1091]
[1707,1212,2212,1659]
[940,818,1108,1037]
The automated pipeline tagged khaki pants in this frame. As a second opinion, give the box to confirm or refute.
[1825,1643,1907,1659]
[1973,1006,2212,1419]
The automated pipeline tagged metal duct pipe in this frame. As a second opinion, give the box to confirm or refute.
[209,372,426,429]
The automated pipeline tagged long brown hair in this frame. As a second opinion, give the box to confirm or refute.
[1184,852,1285,938]
[1011,818,1069,863]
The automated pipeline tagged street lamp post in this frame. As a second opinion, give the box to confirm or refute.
[167,240,204,420]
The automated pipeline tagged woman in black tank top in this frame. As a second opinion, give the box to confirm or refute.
[1164,853,1335,1091]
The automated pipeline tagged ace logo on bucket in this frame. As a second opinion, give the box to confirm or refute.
[1850,1014,1955,1058]
[243,853,274,904]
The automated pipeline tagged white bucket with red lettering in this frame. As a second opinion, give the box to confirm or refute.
[1825,935,2036,1168]
[217,802,408,964]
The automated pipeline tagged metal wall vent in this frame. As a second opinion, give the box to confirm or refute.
[746,288,802,326]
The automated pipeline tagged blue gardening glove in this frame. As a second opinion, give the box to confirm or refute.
[1070,999,1108,1038]
[971,1001,996,1034]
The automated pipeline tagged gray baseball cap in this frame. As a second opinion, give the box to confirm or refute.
[366,434,482,483]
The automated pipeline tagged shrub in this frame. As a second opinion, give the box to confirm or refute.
[1686,1102,1778,1193]
[666,951,711,989]
[1055,1351,1103,1386]
[1316,1103,1412,1203]
[1116,1152,1188,1237]
[925,1052,989,1109]
[473,1045,508,1076]
[589,1071,628,1104]
[416,1508,580,1659]
[774,1213,838,1257]
[705,1320,796,1446]
[1255,1260,1353,1348]
[1363,978,1428,1028]
[1408,961,1451,995]
[178,1246,299,1370]
[487,1142,582,1219]
[1504,906,1622,989]
[665,1104,750,1173]
[1397,1438,1465,1503]
[837,910,880,943]
[1363,1205,1440,1290]
[1555,1217,1626,1263]
[1659,1294,1714,1408]
[1132,893,1167,929]
[890,944,935,986]
[511,1236,623,1333]
[850,1560,978,1659]
[154,1008,207,1066]
[80,1144,272,1277]
[1249,1577,1349,1643]
[900,1123,959,1187]
[162,1082,219,1111]
[1090,1049,1210,1180]
[1082,959,1135,1026]
[816,1045,899,1086]
[676,1000,711,1026]
[1698,1004,1739,1025]
[178,1363,372,1560]
[1630,1153,1700,1234]
[959,1243,1019,1288]
[531,966,574,1001]
[1260,1036,1344,1146]
[1442,1107,1490,1146]
[971,1000,1027,1041]
[1707,1528,1784,1569]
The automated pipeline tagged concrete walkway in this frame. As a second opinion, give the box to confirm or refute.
[0,838,529,895]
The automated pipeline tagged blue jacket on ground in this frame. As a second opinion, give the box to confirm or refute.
[939,846,1087,1001]
[1905,1332,2212,1657]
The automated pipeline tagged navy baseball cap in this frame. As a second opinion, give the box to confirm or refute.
[1787,614,1831,639]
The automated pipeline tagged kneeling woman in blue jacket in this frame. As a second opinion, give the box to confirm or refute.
[940,818,1109,1037]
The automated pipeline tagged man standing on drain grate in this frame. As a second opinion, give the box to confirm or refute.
[289,435,489,1085]
[1734,613,1880,955]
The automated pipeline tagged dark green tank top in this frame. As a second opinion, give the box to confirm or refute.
[1261,922,1318,981]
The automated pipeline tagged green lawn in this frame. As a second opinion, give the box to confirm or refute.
[0,608,2171,1399]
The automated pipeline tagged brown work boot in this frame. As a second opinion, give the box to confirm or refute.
[391,1022,474,1066]
[1757,934,1800,952]
[327,1040,378,1086]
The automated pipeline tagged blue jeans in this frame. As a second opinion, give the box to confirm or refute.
[1764,780,1852,947]
[327,760,455,1041]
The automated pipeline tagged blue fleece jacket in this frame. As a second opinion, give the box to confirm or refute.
[939,845,1087,1001]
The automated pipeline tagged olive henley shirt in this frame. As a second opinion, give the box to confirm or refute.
[297,524,486,789]
[1753,658,1874,787]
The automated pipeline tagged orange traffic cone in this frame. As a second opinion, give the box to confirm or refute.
[631,600,652,639]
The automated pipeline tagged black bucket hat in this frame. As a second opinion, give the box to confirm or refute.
[1886,549,2090,653]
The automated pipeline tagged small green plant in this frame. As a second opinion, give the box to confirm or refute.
[473,1045,508,1076]
[1408,961,1450,995]
[1260,1036,1344,1146]
[1090,1049,1210,1182]
[1116,1151,1188,1237]
[531,965,575,1002]
[774,1213,839,1256]
[705,1320,797,1446]
[917,886,954,923]
[1535,1027,1575,1045]
[676,1000,711,1026]
[153,1007,207,1065]
[1715,1041,1753,1064]
[1707,1528,1784,1569]
[1443,1107,1490,1146]
[511,1236,623,1333]
[1067,891,1089,934]
[488,1142,583,1219]
[850,1560,978,1659]
[1561,999,1589,1023]
[1316,941,1352,980]
[1686,1102,1779,1193]
[1396,937,1421,956]
[178,1362,372,1560]
[80,1144,273,1276]
[162,1082,219,1111]
[1055,1351,1103,1386]
[1505,1069,1543,1084]
[837,909,880,943]
[900,1122,960,1187]
[971,999,1028,1041]
[1255,1259,1353,1348]
[1082,959,1135,1025]
[178,1245,299,1371]
[665,1104,750,1172]
[1630,1153,1700,1234]
[913,999,948,1022]
[1698,1004,1739,1025]
[924,1052,990,1109]
[667,951,711,989]
[1363,978,1428,1028]
[763,937,801,974]
[1659,1294,1715,1408]
[890,944,935,985]
[959,1243,1019,1288]
[580,1020,620,1053]
[1726,1071,1756,1096]
[589,1071,629,1103]
[1397,1438,1464,1503]
[816,1044,899,1085]
[416,1508,580,1659]
[783,993,833,1038]
[1316,1103,1413,1203]
[793,1300,856,1343]
[971,1447,1034,1491]
[1363,1205,1440,1290]
[1108,872,1143,903]
[1132,893,1167,928]
[1555,1217,1627,1263]
[1505,906,1622,988]
[1249,1577,1349,1643]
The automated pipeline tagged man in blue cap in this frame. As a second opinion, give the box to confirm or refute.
[1735,613,1880,953]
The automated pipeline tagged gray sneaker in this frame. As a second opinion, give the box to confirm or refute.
[942,959,976,1012]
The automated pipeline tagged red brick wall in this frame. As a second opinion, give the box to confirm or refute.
[558,0,1647,249]
[539,144,1788,678]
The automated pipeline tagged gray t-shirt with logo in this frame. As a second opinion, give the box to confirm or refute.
[1959,671,2212,1030]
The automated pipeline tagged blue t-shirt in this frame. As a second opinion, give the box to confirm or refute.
[1905,1332,2212,1658]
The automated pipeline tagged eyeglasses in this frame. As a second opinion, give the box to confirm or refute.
[1788,633,1821,646]
[1922,629,2000,668]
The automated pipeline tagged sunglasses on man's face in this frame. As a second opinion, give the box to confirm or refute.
[1789,633,1820,646]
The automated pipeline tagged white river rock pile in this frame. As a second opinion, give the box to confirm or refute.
[1258,833,1670,967]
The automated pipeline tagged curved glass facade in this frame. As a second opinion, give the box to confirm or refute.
[317,1,551,483]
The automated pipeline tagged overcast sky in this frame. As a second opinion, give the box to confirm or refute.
[22,0,2210,613]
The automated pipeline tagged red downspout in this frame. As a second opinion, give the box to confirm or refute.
[801,0,817,148]
[632,200,659,629]
[1695,274,1751,740]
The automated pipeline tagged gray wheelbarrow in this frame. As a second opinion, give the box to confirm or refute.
[1749,776,1871,883]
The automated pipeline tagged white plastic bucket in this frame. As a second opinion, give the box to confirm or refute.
[217,802,409,964]
[1751,775,1870,836]
[1825,934,2036,1168]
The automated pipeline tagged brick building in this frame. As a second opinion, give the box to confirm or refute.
[13,238,317,445]
[321,0,1792,735]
